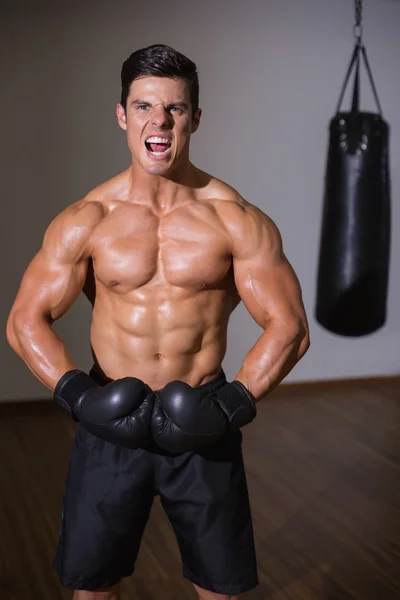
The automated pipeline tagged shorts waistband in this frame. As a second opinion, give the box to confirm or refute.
[88,366,227,394]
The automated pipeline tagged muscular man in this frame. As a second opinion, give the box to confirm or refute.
[6,44,309,600]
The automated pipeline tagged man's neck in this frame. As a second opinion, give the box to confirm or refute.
[126,161,200,212]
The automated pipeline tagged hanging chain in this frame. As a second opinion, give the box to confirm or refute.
[354,0,363,43]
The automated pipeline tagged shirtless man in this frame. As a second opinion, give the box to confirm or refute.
[6,44,309,600]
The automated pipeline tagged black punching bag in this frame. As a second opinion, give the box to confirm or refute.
[315,41,391,336]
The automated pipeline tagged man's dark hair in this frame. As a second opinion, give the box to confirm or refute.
[120,44,199,119]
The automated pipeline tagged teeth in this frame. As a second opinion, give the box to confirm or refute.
[146,136,171,144]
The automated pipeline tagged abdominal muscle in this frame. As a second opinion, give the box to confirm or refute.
[89,286,233,390]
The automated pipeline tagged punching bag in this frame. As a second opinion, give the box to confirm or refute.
[315,40,391,336]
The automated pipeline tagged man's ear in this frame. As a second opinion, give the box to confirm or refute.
[116,103,127,131]
[191,108,202,134]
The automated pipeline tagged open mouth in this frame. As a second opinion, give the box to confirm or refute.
[144,136,172,157]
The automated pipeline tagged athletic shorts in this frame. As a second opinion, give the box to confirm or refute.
[54,367,258,595]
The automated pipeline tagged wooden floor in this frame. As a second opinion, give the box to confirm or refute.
[1,378,400,600]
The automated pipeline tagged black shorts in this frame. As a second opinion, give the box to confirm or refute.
[54,368,258,595]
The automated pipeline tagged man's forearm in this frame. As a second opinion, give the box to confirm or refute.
[6,317,77,391]
[234,321,309,400]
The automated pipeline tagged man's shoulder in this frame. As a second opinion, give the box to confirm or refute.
[42,199,105,258]
[203,175,266,225]
[201,174,280,253]
[53,198,105,232]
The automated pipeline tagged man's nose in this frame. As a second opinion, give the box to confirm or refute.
[151,105,171,127]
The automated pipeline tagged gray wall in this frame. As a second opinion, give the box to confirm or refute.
[2,0,399,401]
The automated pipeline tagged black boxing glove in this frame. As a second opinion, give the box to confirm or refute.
[212,380,257,429]
[54,369,155,448]
[151,379,257,453]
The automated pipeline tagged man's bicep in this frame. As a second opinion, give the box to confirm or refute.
[230,206,307,332]
[233,252,306,331]
[9,201,103,324]
[9,248,89,324]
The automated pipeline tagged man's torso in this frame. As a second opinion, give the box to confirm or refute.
[82,169,245,390]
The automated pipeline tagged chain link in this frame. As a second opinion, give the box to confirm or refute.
[355,0,363,26]
[354,0,363,42]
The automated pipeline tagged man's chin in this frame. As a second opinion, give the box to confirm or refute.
[134,150,183,177]
[143,162,172,176]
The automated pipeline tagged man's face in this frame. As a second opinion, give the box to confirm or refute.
[116,76,201,176]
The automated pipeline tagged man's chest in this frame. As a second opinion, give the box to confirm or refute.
[88,203,234,292]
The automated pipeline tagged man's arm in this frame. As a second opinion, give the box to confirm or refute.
[223,200,310,400]
[6,201,104,390]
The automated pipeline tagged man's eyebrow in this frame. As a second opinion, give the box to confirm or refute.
[131,99,151,106]
[167,101,189,109]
